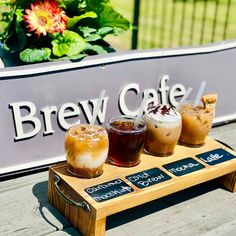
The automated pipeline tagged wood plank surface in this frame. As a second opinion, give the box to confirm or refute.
[0,172,71,236]
[49,137,236,221]
[0,121,236,236]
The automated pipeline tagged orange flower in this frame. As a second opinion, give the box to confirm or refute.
[24,0,68,37]
[53,7,68,33]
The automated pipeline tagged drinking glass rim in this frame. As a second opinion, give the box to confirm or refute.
[107,115,147,133]
[180,101,213,116]
[66,124,107,141]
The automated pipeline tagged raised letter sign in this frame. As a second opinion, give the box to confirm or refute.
[9,101,41,141]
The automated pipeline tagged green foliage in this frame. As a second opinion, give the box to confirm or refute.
[0,0,130,64]
[20,48,51,62]
[68,12,97,29]
[84,43,108,54]
[0,2,15,40]
[97,6,130,34]
[52,30,86,57]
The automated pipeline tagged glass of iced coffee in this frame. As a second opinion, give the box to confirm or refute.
[107,116,146,167]
[179,101,213,147]
[65,124,109,178]
[144,104,182,156]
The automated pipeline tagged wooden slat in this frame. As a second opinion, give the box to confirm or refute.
[210,122,236,149]
[0,172,71,236]
[106,182,236,236]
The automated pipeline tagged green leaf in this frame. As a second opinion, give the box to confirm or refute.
[68,11,97,29]
[98,6,130,33]
[15,9,24,22]
[14,21,27,50]
[78,26,97,37]
[52,30,86,57]
[52,53,86,61]
[20,48,51,63]
[77,26,113,42]
[0,3,15,40]
[86,0,110,11]
[85,34,101,42]
[77,26,101,41]
[84,43,108,54]
[97,27,113,36]
[4,20,27,52]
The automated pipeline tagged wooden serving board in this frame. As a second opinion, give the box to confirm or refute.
[48,137,236,236]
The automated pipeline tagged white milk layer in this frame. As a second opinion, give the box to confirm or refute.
[67,149,108,169]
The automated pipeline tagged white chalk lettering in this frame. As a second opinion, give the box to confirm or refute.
[168,162,199,174]
[92,185,133,201]
[138,174,165,187]
[201,154,224,163]
[86,179,123,194]
[128,172,150,183]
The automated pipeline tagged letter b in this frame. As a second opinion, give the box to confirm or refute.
[9,101,41,141]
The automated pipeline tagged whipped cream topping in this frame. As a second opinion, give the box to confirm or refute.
[146,104,181,123]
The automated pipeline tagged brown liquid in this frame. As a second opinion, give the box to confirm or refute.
[107,120,146,167]
[144,121,181,156]
[67,164,104,178]
[179,104,213,147]
[65,124,108,178]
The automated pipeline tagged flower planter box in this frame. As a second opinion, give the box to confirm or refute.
[0,41,236,177]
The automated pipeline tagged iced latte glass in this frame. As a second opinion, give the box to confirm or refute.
[65,124,109,178]
[144,104,182,156]
[179,102,213,147]
[107,116,146,167]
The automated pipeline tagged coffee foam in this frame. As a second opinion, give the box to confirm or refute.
[145,104,181,124]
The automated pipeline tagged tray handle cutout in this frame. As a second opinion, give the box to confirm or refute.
[54,175,90,212]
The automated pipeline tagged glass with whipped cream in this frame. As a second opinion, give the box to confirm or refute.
[144,104,182,156]
[65,124,108,178]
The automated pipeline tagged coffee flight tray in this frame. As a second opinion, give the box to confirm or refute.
[48,137,236,236]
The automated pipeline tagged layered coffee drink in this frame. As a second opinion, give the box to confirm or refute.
[65,124,108,178]
[179,94,217,147]
[144,104,182,156]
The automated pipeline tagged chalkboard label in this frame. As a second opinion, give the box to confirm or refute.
[196,148,235,166]
[126,168,172,189]
[163,158,205,176]
[85,178,134,203]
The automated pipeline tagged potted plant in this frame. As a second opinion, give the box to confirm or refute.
[0,0,130,66]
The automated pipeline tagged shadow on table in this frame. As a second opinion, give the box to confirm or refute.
[106,180,220,230]
[32,180,80,235]
[32,179,220,234]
